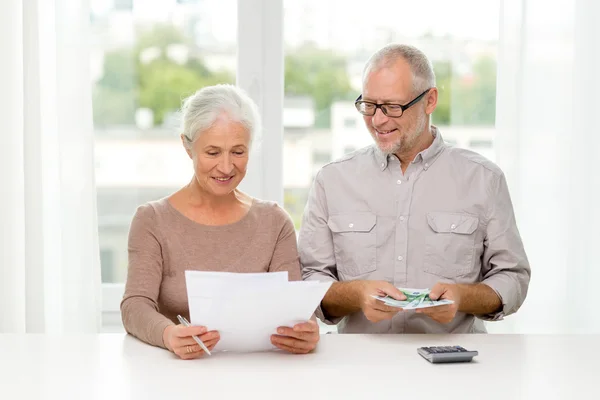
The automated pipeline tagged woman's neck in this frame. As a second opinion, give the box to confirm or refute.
[185,178,250,211]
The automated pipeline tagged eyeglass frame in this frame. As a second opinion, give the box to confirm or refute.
[354,88,432,118]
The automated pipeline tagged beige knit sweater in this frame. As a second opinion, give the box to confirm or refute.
[120,198,301,348]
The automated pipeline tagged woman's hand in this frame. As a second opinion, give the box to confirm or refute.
[163,324,220,360]
[270,320,320,354]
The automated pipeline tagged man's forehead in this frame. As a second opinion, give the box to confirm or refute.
[362,82,413,102]
[362,63,414,101]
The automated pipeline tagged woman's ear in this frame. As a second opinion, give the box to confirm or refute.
[180,134,193,159]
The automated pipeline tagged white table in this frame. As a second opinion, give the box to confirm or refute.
[0,333,596,399]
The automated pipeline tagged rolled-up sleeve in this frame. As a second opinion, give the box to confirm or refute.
[298,170,341,324]
[480,172,531,321]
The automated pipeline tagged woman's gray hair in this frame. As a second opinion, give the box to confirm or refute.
[363,44,436,93]
[180,84,261,149]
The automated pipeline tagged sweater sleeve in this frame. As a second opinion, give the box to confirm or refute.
[267,204,302,282]
[120,204,174,349]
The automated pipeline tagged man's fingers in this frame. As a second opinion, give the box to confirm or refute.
[366,309,397,322]
[428,283,447,300]
[372,299,402,313]
[373,304,401,313]
[417,304,452,314]
[376,284,407,301]
[428,304,453,313]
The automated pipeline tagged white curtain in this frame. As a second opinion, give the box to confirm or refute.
[0,0,101,333]
[491,0,600,333]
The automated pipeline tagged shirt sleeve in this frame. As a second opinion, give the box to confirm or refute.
[479,172,531,321]
[298,170,343,325]
[120,204,174,348]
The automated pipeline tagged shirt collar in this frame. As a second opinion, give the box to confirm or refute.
[375,125,446,171]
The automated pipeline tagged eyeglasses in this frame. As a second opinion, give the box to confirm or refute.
[354,88,431,118]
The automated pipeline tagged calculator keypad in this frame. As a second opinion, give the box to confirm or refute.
[422,346,467,353]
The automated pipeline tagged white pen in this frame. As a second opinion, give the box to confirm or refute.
[177,314,212,356]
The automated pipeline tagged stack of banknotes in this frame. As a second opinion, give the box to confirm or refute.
[372,287,454,309]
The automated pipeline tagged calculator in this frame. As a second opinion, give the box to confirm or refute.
[417,346,478,363]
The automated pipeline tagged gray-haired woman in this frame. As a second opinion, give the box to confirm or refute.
[121,84,319,359]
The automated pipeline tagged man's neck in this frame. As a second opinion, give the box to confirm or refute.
[395,127,435,173]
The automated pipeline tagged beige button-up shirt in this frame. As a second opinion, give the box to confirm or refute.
[299,127,530,334]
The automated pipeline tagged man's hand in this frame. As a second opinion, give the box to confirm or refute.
[359,281,407,323]
[416,283,461,324]
[271,320,320,354]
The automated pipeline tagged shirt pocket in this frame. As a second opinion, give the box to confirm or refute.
[423,212,479,278]
[327,213,376,278]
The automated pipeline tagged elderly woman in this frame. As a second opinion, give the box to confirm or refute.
[121,84,319,359]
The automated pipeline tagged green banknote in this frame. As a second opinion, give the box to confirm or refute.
[372,287,454,309]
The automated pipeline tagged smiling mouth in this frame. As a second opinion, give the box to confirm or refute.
[212,176,233,183]
[375,128,397,136]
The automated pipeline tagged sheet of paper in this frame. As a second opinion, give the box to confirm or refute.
[371,287,454,309]
[185,270,288,297]
[185,271,331,353]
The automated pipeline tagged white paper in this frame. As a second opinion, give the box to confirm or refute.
[185,271,331,353]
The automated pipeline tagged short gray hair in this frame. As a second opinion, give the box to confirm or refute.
[363,44,436,93]
[180,84,261,149]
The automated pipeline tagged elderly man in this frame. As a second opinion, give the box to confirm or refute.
[299,44,530,334]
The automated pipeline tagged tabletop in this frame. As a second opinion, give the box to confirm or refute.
[0,333,596,399]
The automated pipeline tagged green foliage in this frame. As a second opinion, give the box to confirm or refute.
[433,56,497,126]
[93,25,497,129]
[283,191,303,230]
[93,24,233,127]
[432,61,452,125]
[284,45,355,128]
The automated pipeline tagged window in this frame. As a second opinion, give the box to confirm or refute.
[468,138,495,162]
[469,139,493,149]
[283,0,500,229]
[343,117,357,128]
[91,0,237,327]
[99,249,116,283]
[92,0,500,331]
[313,150,331,164]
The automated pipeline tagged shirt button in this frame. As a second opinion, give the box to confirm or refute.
[425,163,429,168]
[381,163,385,168]
[349,223,354,228]
[450,224,456,230]
[396,180,402,185]
[397,256,404,261]
[399,216,405,221]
